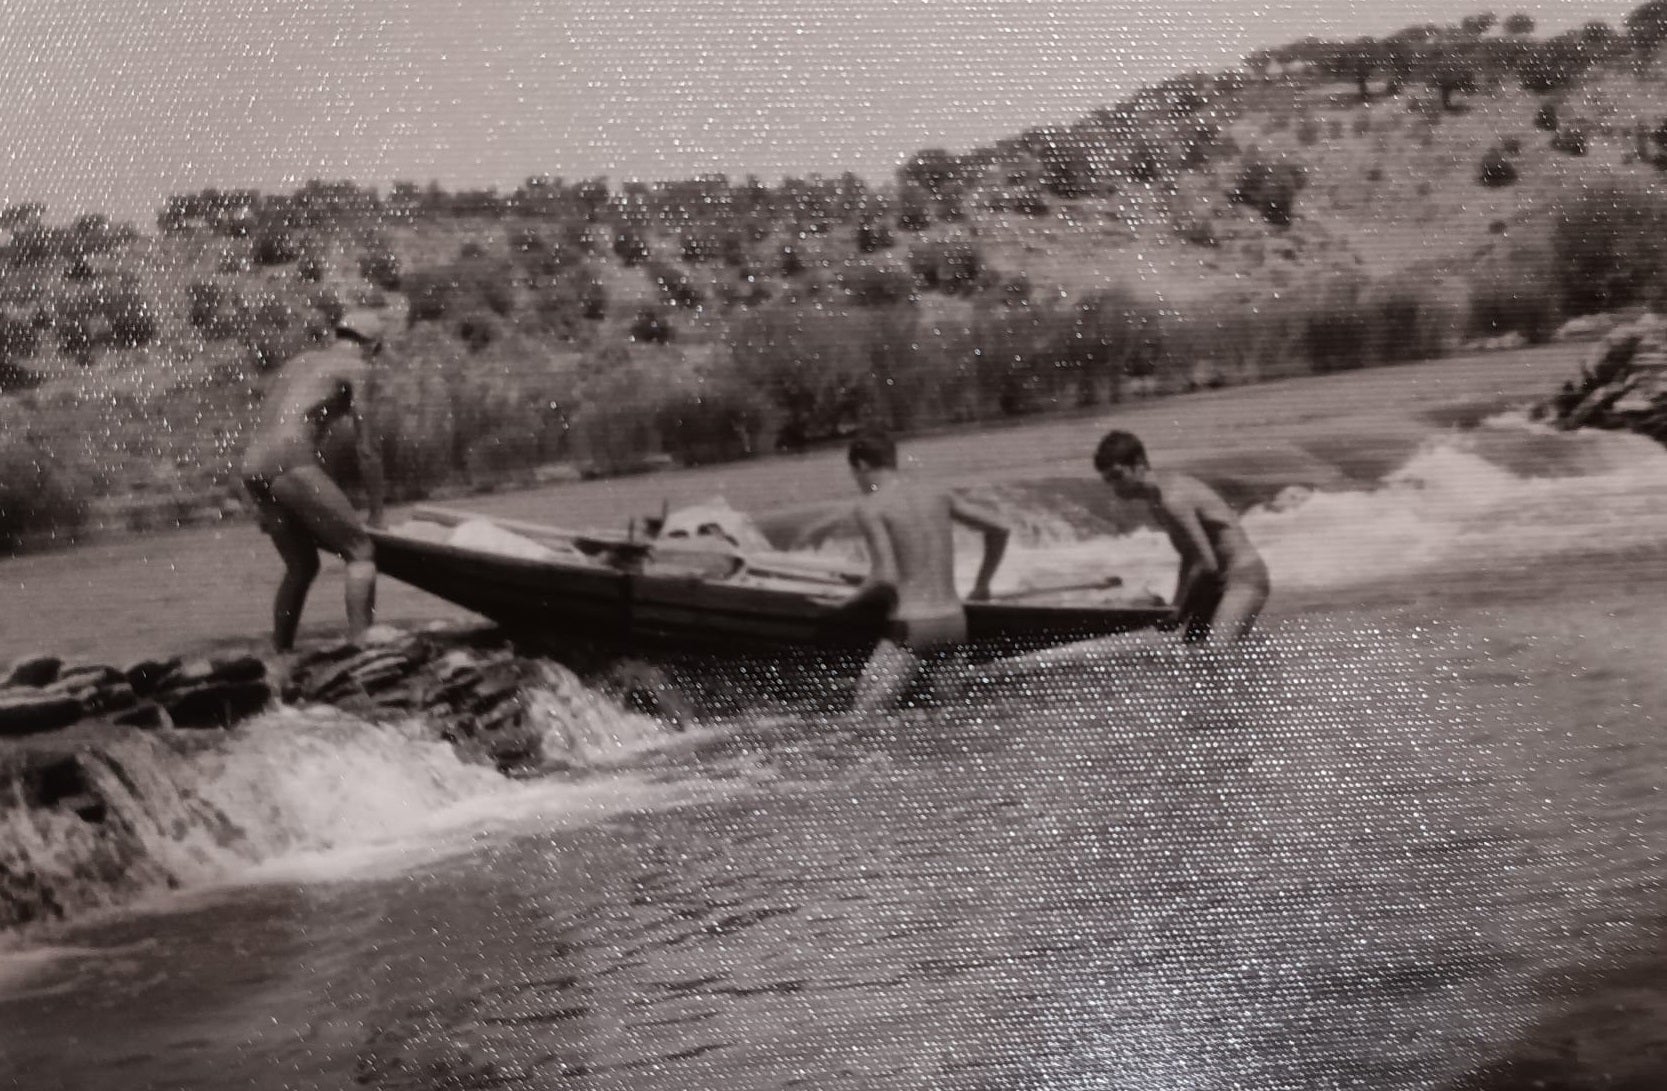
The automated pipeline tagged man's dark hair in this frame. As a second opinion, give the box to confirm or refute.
[848,430,898,469]
[1093,430,1149,473]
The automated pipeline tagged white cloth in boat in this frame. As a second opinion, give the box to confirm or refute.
[448,519,562,561]
[657,498,775,553]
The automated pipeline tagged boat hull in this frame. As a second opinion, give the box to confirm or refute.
[369,530,1169,657]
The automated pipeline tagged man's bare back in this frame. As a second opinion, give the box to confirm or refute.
[240,314,387,652]
[242,344,371,478]
[845,432,1009,710]
[855,481,963,621]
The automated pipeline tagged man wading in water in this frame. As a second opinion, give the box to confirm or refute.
[241,310,387,652]
[842,432,1010,711]
[1093,430,1269,645]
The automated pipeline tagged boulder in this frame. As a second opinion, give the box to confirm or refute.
[111,703,171,730]
[123,657,182,696]
[163,680,273,729]
[0,693,85,737]
[207,654,268,685]
[4,655,63,689]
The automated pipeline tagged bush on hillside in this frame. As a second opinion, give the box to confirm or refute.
[1534,102,1559,131]
[613,229,652,266]
[647,261,704,309]
[855,221,894,253]
[251,229,301,266]
[1229,157,1306,226]
[1551,186,1667,315]
[1551,125,1588,156]
[1478,147,1518,187]
[653,374,780,465]
[1467,257,1561,344]
[838,261,915,306]
[0,418,94,551]
[359,250,402,290]
[630,307,674,343]
[908,241,984,293]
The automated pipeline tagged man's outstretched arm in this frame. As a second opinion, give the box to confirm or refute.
[949,496,1010,601]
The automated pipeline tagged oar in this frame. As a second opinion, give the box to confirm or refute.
[982,576,1124,602]
[981,627,1176,679]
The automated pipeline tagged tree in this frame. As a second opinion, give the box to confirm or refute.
[1503,13,1535,35]
[1430,57,1479,110]
[1627,0,1667,56]
[1460,12,1498,37]
[0,203,45,232]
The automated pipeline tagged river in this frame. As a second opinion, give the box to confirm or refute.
[3,345,1666,1089]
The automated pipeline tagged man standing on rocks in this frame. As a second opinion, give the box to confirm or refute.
[241,310,387,652]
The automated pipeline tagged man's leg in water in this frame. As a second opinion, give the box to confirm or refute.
[1205,575,1269,646]
[270,465,377,640]
[854,638,921,713]
[265,511,320,653]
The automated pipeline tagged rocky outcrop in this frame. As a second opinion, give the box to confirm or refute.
[0,652,274,737]
[1535,313,1667,443]
[0,624,687,932]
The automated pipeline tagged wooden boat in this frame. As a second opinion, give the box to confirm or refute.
[369,507,1172,657]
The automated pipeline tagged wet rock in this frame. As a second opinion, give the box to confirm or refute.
[55,664,124,689]
[163,680,274,729]
[1537,313,1667,445]
[111,703,171,730]
[123,657,182,696]
[0,693,85,737]
[5,655,62,689]
[207,654,267,685]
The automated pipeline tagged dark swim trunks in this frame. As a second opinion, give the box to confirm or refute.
[242,464,370,559]
[1179,559,1271,644]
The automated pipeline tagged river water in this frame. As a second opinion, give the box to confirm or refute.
[3,404,1667,1089]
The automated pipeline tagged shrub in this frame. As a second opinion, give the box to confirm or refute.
[0,418,94,551]
[647,260,704,308]
[654,374,779,465]
[359,250,402,290]
[1467,257,1560,344]
[1534,103,1558,131]
[839,261,915,306]
[1295,117,1322,146]
[1478,147,1518,187]
[908,241,983,293]
[630,307,673,343]
[1229,157,1306,226]
[105,290,157,349]
[455,312,499,352]
[296,254,326,282]
[856,221,894,253]
[1551,186,1667,315]
[1551,125,1587,156]
[252,229,300,266]
[613,229,651,266]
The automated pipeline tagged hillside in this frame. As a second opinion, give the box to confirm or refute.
[7,12,1667,551]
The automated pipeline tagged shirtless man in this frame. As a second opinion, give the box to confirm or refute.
[240,310,387,652]
[1093,430,1269,645]
[844,432,1010,711]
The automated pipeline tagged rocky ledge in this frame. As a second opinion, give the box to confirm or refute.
[1,624,688,771]
[1534,314,1667,444]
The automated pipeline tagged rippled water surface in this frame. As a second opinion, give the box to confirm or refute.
[4,414,1667,1090]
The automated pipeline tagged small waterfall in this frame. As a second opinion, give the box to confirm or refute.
[0,651,685,934]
